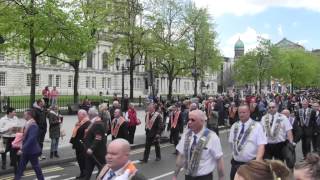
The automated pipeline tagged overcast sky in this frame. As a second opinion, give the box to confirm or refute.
[194,0,320,57]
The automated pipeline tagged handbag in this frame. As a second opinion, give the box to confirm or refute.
[0,137,5,153]
[282,141,296,169]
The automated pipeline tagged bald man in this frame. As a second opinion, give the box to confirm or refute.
[295,100,316,157]
[173,110,225,180]
[97,139,146,180]
[261,102,294,161]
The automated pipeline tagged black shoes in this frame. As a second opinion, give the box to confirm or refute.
[54,152,60,158]
[140,159,148,163]
[50,152,54,159]
[75,174,85,179]
[1,165,5,170]
[155,157,161,161]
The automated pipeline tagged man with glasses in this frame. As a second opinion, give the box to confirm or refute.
[229,105,267,180]
[295,100,316,158]
[173,110,225,180]
[261,102,294,161]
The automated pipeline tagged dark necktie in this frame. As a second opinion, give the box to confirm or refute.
[108,170,115,180]
[270,115,274,126]
[190,135,197,159]
[237,123,245,145]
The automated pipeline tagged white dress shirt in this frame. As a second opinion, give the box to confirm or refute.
[176,127,223,176]
[261,112,292,144]
[229,119,267,162]
[0,115,26,137]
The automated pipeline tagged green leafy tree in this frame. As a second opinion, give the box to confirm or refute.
[185,3,221,96]
[0,0,67,106]
[234,37,279,94]
[145,0,193,100]
[46,0,110,103]
[108,0,146,100]
[272,49,318,92]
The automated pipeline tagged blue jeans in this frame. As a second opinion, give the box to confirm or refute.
[50,138,59,152]
[15,154,44,180]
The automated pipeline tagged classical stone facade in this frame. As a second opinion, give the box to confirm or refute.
[0,41,218,97]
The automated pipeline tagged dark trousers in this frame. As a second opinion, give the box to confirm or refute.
[264,142,286,161]
[143,136,161,161]
[38,129,47,154]
[15,154,44,180]
[1,137,14,167]
[75,149,86,176]
[128,126,136,144]
[312,133,320,153]
[230,159,246,180]
[185,173,212,180]
[302,135,312,157]
[43,97,49,108]
[84,154,105,180]
[12,148,20,174]
[170,129,179,146]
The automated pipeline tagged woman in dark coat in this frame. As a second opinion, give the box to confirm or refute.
[47,106,62,158]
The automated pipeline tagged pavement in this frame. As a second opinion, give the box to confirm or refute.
[0,109,230,177]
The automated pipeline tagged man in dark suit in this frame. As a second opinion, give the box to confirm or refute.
[111,109,129,140]
[312,102,320,153]
[32,99,47,160]
[70,110,91,179]
[15,110,44,180]
[167,104,184,154]
[84,107,107,180]
[295,100,316,157]
[141,103,164,163]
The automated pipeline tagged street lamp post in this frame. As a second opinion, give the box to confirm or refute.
[116,58,130,112]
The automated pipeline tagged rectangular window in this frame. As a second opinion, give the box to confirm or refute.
[68,75,73,88]
[102,77,106,89]
[27,74,40,87]
[0,53,4,61]
[87,52,93,68]
[0,72,6,86]
[86,77,90,88]
[55,75,61,87]
[48,74,53,87]
[92,77,96,89]
[107,78,111,89]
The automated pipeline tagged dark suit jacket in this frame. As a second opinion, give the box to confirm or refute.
[70,121,91,151]
[112,121,129,140]
[314,111,320,134]
[146,113,163,139]
[295,109,316,137]
[22,122,41,155]
[167,112,184,133]
[84,121,106,159]
[291,117,302,143]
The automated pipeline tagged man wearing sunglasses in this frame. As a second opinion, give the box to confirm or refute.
[261,102,294,161]
[173,110,225,180]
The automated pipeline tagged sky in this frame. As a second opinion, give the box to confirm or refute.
[194,0,320,57]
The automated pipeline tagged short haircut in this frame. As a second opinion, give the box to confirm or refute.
[6,107,15,114]
[88,107,99,117]
[25,109,35,119]
[36,98,43,104]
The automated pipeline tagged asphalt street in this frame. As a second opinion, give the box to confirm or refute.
[0,129,304,180]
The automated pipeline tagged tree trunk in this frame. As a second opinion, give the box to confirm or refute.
[193,75,198,97]
[129,61,134,100]
[30,44,36,108]
[168,75,174,102]
[73,61,80,104]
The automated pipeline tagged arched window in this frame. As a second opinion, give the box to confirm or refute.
[102,52,108,69]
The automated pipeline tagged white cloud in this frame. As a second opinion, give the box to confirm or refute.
[277,24,284,37]
[221,27,270,57]
[194,0,320,17]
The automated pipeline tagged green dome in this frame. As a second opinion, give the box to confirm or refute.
[235,39,244,49]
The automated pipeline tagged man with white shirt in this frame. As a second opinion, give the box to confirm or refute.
[173,110,225,180]
[229,105,267,180]
[261,102,294,161]
[97,138,146,180]
[0,107,25,169]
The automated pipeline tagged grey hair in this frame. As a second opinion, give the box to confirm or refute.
[99,103,108,112]
[88,107,99,118]
[108,138,131,154]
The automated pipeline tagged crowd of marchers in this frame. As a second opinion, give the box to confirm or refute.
[1,90,320,180]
